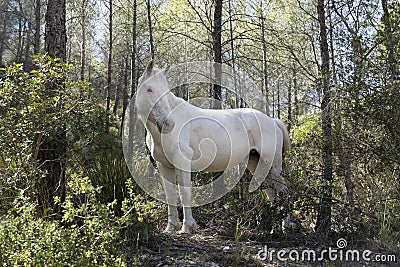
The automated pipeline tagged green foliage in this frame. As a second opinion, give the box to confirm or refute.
[291,113,321,145]
[0,56,161,265]
[0,167,159,266]
[287,113,322,222]
[0,175,126,266]
[0,56,110,214]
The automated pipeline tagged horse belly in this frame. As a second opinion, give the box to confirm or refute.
[190,133,249,172]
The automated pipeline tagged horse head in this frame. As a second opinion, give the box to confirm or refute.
[136,60,174,134]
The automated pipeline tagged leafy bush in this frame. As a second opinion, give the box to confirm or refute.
[0,175,126,266]
[0,56,110,214]
[0,56,159,265]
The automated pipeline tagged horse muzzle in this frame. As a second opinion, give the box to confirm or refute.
[156,118,175,134]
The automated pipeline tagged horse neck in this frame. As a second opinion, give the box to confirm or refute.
[166,90,184,109]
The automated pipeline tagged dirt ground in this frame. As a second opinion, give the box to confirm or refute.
[126,225,398,267]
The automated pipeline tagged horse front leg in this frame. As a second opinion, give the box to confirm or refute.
[175,146,197,234]
[158,163,180,233]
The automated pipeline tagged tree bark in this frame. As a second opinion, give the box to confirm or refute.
[38,0,67,215]
[106,0,113,130]
[277,80,281,119]
[293,63,299,121]
[113,65,122,114]
[260,3,270,116]
[316,0,333,235]
[329,1,353,207]
[212,0,223,200]
[0,21,5,67]
[80,0,87,81]
[126,0,138,166]
[146,0,154,59]
[120,57,129,134]
[23,23,31,71]
[228,0,239,108]
[212,0,222,109]
[34,0,41,54]
[16,0,24,63]
[0,1,8,67]
[381,0,397,81]
[45,0,66,61]
[130,0,137,99]
[287,73,292,131]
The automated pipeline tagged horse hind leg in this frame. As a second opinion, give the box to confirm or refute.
[267,147,299,233]
[266,154,287,204]
[246,149,285,202]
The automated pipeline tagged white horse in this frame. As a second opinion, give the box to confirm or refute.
[136,61,291,234]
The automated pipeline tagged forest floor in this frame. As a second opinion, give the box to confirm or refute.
[127,229,398,266]
[125,208,399,267]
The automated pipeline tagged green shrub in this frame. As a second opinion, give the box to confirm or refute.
[0,56,159,266]
[0,175,126,266]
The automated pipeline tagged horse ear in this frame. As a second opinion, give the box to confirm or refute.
[146,60,154,77]
[163,65,170,76]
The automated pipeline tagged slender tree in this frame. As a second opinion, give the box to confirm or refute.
[130,0,137,99]
[212,0,222,109]
[23,22,31,70]
[106,0,113,130]
[37,0,67,214]
[316,0,333,235]
[381,0,397,81]
[16,0,24,63]
[146,0,154,59]
[80,0,87,81]
[34,0,41,54]
[260,2,270,116]
[329,0,353,206]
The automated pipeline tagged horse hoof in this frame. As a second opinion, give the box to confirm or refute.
[163,223,180,234]
[178,220,198,234]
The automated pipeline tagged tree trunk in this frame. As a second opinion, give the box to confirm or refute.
[130,0,137,99]
[228,0,239,108]
[146,0,154,59]
[260,3,270,116]
[127,0,137,167]
[329,2,353,207]
[277,81,281,119]
[120,57,129,134]
[113,66,122,114]
[293,63,299,121]
[212,0,223,200]
[0,1,8,67]
[381,0,397,81]
[316,0,333,235]
[0,21,5,67]
[38,0,67,215]
[34,0,41,54]
[212,0,222,109]
[287,74,292,131]
[16,0,24,63]
[45,0,66,60]
[106,0,113,130]
[23,23,31,71]
[80,0,87,81]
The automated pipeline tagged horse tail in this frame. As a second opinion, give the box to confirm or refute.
[275,119,291,172]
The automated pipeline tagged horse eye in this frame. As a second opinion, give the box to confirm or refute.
[147,88,153,93]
